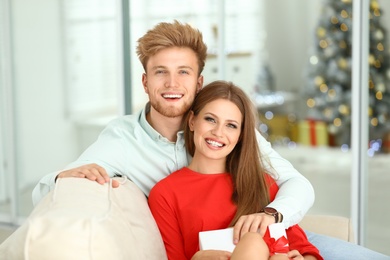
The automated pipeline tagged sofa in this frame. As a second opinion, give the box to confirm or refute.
[0,177,354,259]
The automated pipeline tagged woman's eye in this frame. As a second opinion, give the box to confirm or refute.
[227,123,238,129]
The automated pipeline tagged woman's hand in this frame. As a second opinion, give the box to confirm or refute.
[191,250,231,260]
[56,163,119,187]
[270,250,317,260]
[287,250,305,260]
[233,213,275,244]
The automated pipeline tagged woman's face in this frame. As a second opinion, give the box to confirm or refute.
[189,99,242,163]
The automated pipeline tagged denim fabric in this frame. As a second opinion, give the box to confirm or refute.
[305,230,390,260]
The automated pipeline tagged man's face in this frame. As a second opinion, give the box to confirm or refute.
[142,47,203,118]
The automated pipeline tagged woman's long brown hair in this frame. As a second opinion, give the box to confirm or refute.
[184,80,270,225]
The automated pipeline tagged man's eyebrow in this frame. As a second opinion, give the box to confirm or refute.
[151,65,195,71]
[150,65,166,70]
[178,65,194,71]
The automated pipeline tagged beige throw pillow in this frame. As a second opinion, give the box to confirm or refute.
[0,177,167,260]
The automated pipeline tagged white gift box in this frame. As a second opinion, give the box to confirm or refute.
[198,223,288,253]
[199,227,235,252]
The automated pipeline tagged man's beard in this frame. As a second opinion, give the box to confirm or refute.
[150,99,192,118]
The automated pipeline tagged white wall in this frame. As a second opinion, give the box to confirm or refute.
[11,0,79,188]
[264,0,321,93]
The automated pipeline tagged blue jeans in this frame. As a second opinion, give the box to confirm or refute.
[305,230,390,260]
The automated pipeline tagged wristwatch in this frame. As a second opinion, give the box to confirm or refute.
[261,207,283,223]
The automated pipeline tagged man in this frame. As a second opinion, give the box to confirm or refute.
[32,21,389,259]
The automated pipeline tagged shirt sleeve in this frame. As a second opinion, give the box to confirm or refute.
[148,184,188,260]
[256,131,315,228]
[31,119,129,206]
[31,171,60,206]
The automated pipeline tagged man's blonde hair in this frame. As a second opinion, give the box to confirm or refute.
[136,20,207,75]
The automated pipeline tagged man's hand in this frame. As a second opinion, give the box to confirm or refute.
[191,249,231,260]
[56,163,119,188]
[233,213,275,244]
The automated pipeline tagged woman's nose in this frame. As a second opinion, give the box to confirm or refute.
[211,125,223,137]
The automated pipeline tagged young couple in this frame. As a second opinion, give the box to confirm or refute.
[32,21,389,259]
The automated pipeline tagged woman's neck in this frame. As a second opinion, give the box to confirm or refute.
[188,154,227,174]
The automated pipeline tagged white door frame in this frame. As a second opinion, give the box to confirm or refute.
[0,0,18,225]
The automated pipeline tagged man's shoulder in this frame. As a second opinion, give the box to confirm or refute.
[107,111,143,129]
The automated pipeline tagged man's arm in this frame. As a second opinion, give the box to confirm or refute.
[32,171,60,206]
[32,118,131,206]
[31,163,115,206]
[256,131,315,227]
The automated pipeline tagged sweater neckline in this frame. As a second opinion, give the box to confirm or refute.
[183,167,229,176]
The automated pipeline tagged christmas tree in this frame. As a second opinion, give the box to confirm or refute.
[304,0,390,150]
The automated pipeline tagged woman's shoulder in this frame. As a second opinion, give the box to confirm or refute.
[151,168,188,189]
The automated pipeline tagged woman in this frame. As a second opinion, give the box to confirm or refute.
[148,81,322,260]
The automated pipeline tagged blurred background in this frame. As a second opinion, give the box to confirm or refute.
[1,0,390,255]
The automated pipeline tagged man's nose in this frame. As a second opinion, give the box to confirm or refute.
[165,74,178,88]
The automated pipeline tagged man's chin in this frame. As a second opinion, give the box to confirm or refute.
[162,110,186,118]
[151,101,190,118]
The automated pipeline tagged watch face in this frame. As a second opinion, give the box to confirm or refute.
[264,207,277,215]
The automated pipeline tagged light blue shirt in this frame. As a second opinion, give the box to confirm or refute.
[32,103,314,228]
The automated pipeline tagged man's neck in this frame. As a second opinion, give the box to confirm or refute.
[146,108,183,142]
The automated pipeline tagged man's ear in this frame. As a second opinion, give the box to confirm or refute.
[188,111,195,131]
[142,73,148,93]
[196,75,204,93]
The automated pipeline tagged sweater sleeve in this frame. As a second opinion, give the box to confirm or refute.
[256,130,315,227]
[148,183,188,260]
[286,225,324,260]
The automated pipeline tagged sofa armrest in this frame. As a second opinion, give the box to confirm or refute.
[299,214,355,243]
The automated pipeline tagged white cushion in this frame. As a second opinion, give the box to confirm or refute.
[0,177,167,260]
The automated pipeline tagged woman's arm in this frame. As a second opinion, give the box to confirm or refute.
[148,184,188,260]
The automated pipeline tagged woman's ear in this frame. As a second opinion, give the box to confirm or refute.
[188,111,195,131]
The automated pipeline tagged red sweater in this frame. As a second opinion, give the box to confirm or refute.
[148,167,322,260]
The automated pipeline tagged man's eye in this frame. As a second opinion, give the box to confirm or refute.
[179,70,189,74]
[156,70,165,74]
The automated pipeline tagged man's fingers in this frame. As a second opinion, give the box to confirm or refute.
[258,222,269,236]
[87,167,106,184]
[233,216,247,244]
[233,213,277,243]
[56,163,122,188]
[112,179,120,188]
[57,163,110,185]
